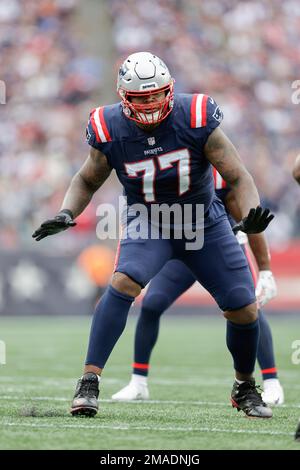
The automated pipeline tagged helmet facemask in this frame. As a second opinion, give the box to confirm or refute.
[118,81,174,126]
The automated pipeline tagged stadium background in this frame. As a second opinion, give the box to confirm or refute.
[0,0,299,315]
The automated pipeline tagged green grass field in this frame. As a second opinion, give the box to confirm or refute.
[0,314,300,450]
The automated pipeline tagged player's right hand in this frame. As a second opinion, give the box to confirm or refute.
[232,206,274,234]
[32,210,76,241]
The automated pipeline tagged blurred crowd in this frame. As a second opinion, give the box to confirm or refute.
[0,0,106,251]
[1,0,300,252]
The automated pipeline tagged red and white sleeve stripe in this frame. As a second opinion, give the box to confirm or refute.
[191,93,208,128]
[213,167,227,189]
[90,107,112,143]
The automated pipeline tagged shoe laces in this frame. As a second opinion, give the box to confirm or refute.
[240,382,265,406]
[77,378,98,398]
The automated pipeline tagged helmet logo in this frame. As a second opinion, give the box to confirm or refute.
[119,65,127,77]
[140,82,158,91]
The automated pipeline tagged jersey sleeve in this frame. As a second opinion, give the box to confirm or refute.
[86,107,112,152]
[190,94,223,139]
[213,167,229,190]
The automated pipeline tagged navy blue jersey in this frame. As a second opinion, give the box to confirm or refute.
[86,93,225,225]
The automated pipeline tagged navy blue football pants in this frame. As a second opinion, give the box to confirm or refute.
[115,216,255,311]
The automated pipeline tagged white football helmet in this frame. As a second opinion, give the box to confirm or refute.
[117,52,174,125]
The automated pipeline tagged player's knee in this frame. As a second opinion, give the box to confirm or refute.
[142,293,170,317]
[112,272,141,298]
[224,302,258,324]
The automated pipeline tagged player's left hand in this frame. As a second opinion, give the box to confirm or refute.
[232,206,274,234]
[255,270,278,307]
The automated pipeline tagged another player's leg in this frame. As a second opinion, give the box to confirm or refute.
[295,420,300,441]
[71,234,173,416]
[182,218,272,418]
[258,310,284,405]
[112,260,195,400]
[244,245,284,405]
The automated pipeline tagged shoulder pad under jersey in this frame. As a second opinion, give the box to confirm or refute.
[190,94,223,133]
[86,106,112,151]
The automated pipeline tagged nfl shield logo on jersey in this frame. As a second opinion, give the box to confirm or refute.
[147,137,156,146]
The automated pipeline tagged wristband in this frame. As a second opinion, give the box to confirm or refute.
[59,209,74,219]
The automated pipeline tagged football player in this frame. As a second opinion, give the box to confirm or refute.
[293,156,300,440]
[112,169,284,406]
[33,52,274,418]
[296,419,300,442]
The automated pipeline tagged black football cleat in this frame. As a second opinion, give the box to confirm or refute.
[231,379,273,418]
[70,372,99,417]
[295,420,300,441]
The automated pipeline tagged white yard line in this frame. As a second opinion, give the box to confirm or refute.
[2,375,300,388]
[0,376,232,385]
[0,396,224,406]
[0,421,294,436]
[1,396,300,409]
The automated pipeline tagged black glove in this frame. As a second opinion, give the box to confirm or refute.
[32,210,76,241]
[232,206,274,235]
